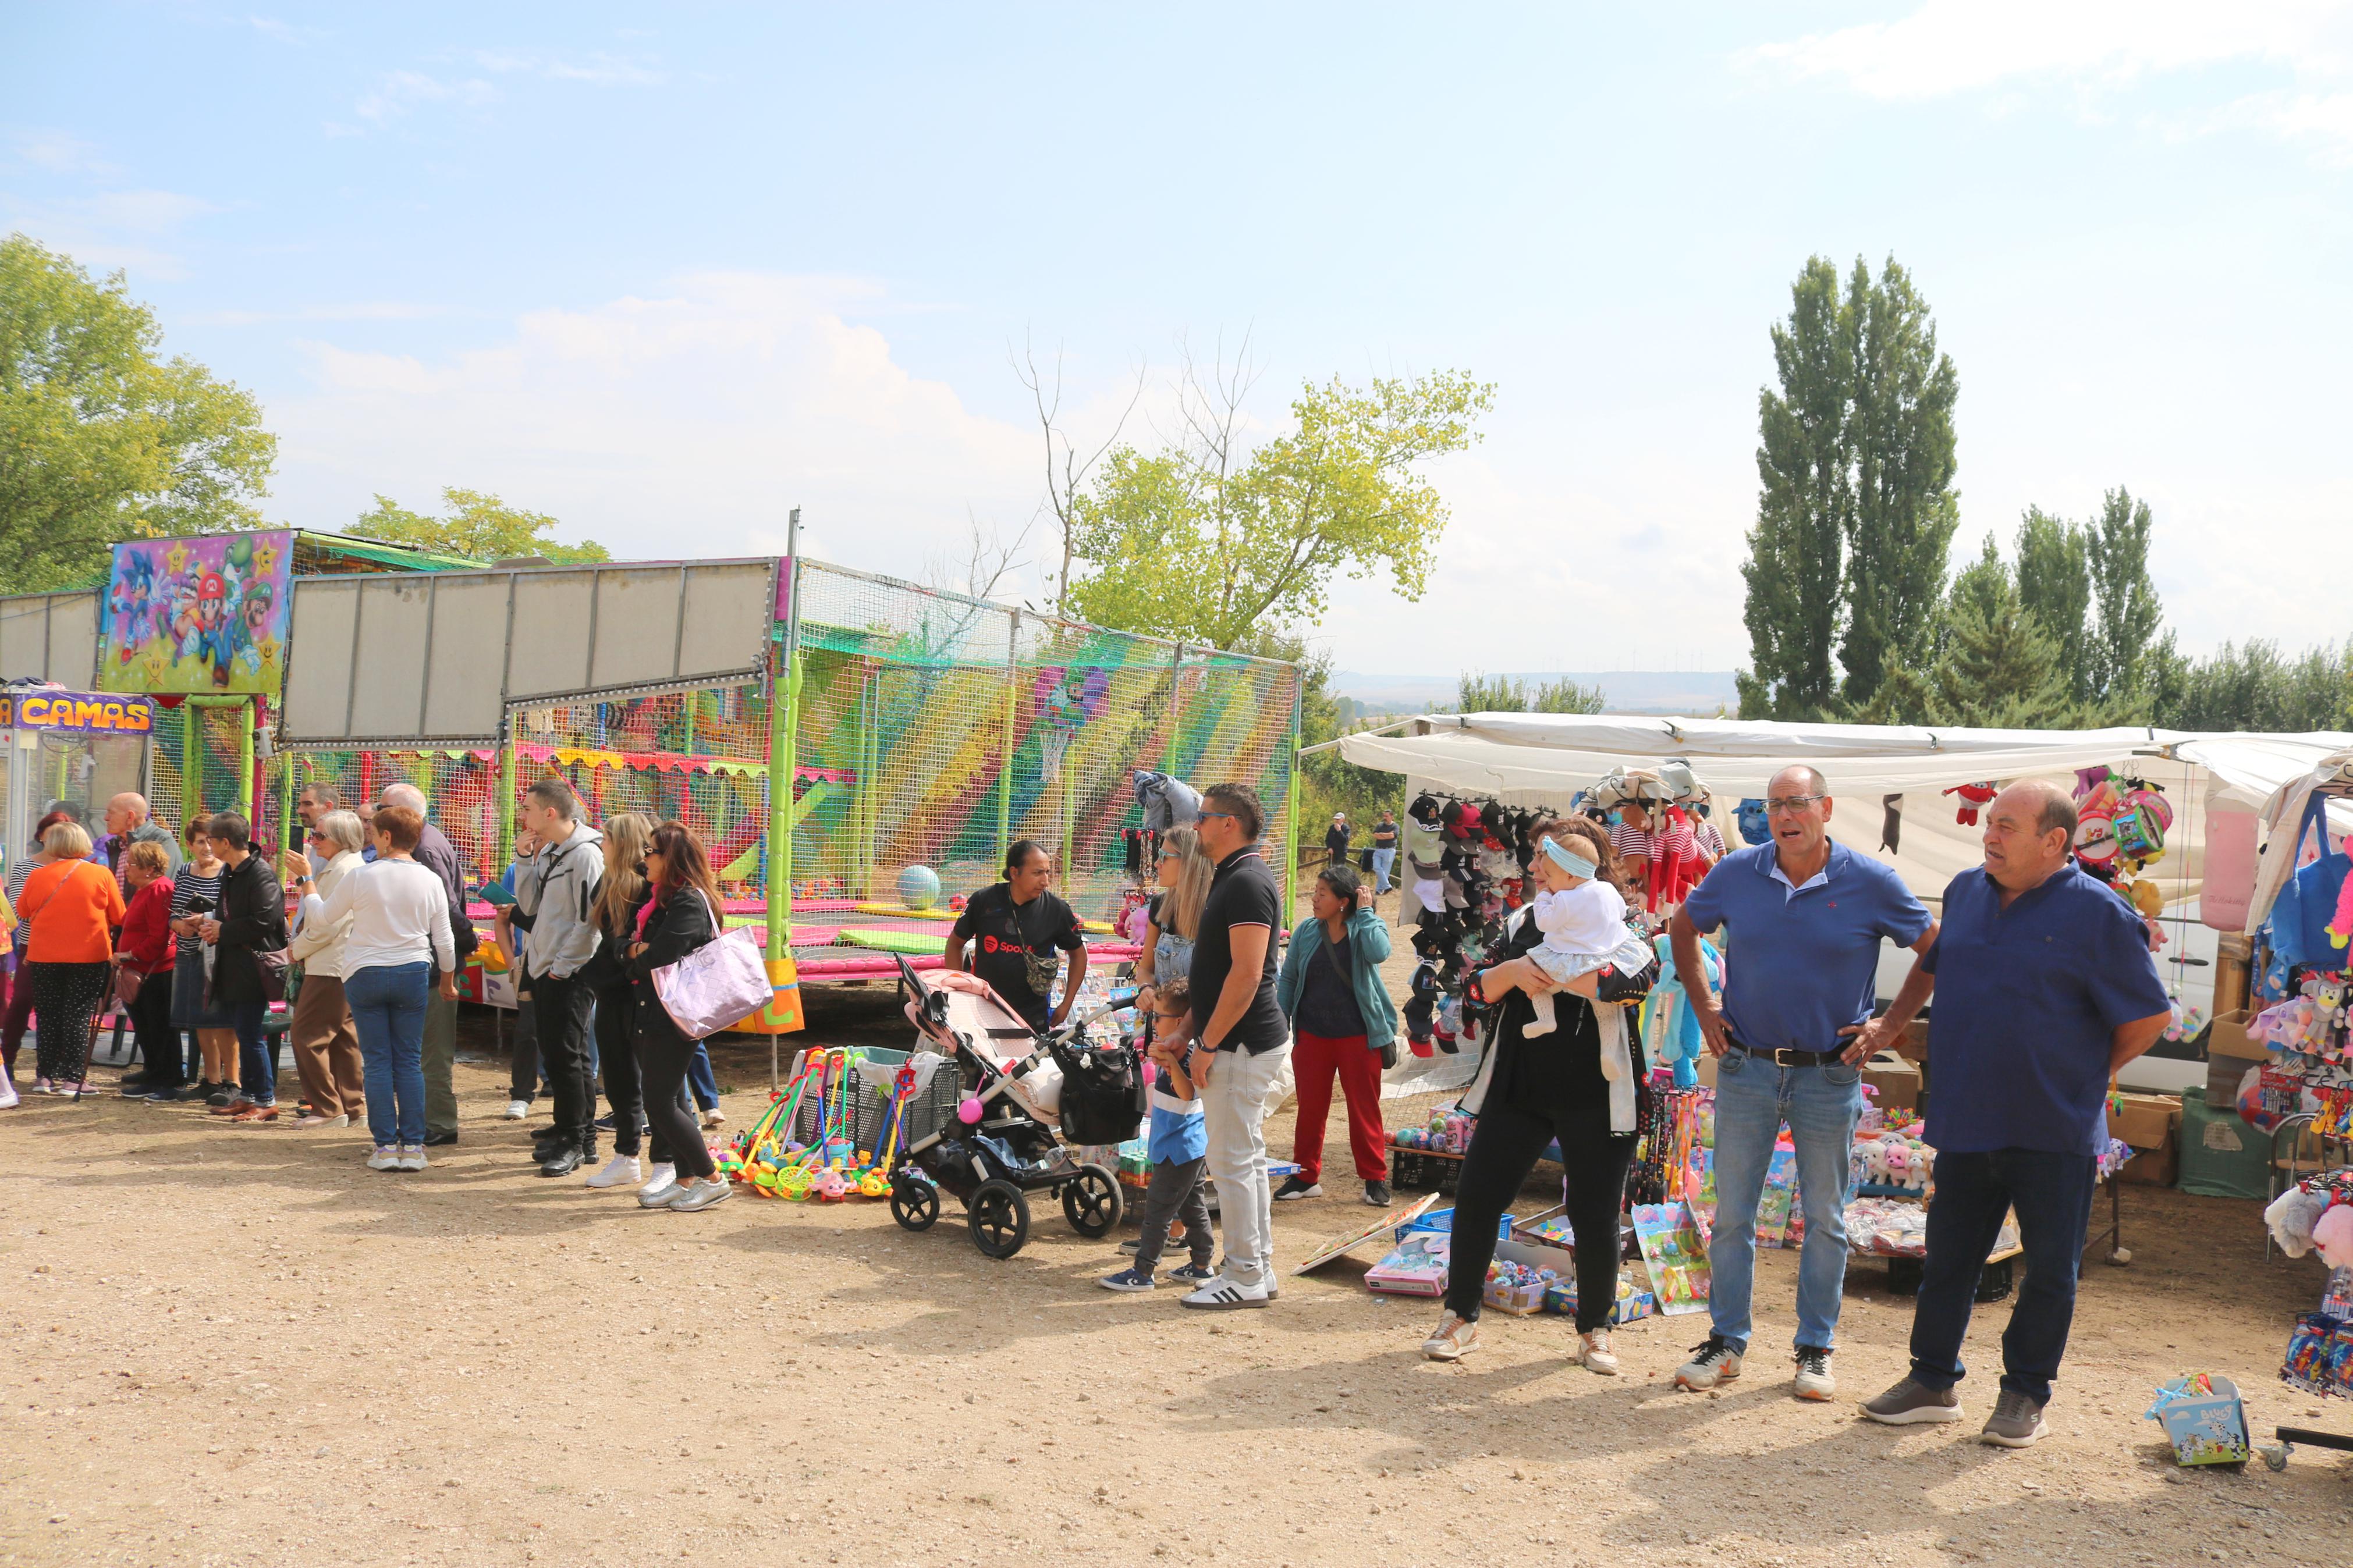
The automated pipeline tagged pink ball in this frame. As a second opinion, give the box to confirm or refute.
[957,1097,985,1125]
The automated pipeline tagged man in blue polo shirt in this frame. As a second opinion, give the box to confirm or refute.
[1859,779,2170,1447]
[1669,765,1936,1402]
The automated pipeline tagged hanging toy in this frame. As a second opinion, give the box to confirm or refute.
[2074,804,2120,866]
[1944,781,1997,827]
[1641,931,1720,1090]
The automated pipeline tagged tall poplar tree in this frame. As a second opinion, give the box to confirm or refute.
[2087,485,2163,701]
[2013,506,2093,699]
[1738,255,1958,717]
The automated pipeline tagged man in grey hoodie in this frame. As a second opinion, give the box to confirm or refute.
[512,778,606,1176]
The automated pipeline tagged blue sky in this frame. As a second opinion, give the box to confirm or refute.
[5,2,2347,675]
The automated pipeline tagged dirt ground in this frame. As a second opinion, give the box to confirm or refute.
[6,976,2353,1568]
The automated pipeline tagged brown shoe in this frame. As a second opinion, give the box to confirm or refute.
[230,1104,280,1123]
[209,1097,251,1117]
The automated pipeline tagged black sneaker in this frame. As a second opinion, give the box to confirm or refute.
[152,1081,211,1103]
[423,1130,459,1147]
[1272,1176,1323,1201]
[205,1084,237,1108]
[1362,1179,1393,1207]
[117,1072,158,1093]
[121,1078,171,1098]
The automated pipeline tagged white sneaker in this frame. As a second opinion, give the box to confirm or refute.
[1577,1328,1621,1376]
[1675,1335,1745,1391]
[701,1107,726,1129]
[0,1082,17,1110]
[637,1164,680,1207]
[1794,1346,1836,1401]
[502,1099,529,1120]
[584,1154,643,1189]
[1179,1275,1270,1310]
[367,1145,401,1171]
[395,1144,428,1172]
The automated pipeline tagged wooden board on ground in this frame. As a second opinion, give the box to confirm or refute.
[1293,1191,1439,1275]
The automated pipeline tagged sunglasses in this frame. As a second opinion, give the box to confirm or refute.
[1194,810,1235,824]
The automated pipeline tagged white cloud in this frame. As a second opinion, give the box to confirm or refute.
[1746,1,2353,162]
[2,128,120,177]
[185,300,455,327]
[354,70,498,124]
[0,187,219,280]
[268,272,1044,576]
[471,50,666,86]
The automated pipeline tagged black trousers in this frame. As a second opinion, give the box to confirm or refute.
[1443,1098,1639,1334]
[130,970,183,1086]
[506,996,540,1102]
[533,970,599,1153]
[638,1025,714,1179]
[592,980,645,1158]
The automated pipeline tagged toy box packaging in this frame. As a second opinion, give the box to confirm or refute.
[1365,1232,1450,1297]
[2144,1374,2251,1466]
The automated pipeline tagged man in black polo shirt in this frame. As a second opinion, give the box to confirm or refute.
[947,839,1088,1032]
[1178,782,1291,1309]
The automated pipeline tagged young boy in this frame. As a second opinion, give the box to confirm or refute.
[1100,975,1217,1291]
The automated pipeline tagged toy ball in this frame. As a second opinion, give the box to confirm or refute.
[896,864,943,911]
[957,1097,985,1125]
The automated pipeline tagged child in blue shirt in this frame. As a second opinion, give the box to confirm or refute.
[1101,975,1216,1291]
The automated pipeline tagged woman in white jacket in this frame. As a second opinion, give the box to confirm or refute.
[304,806,456,1172]
[285,810,368,1128]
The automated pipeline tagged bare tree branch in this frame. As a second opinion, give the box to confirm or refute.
[1012,332,1147,616]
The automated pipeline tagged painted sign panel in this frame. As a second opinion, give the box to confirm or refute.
[0,690,155,733]
[97,531,296,695]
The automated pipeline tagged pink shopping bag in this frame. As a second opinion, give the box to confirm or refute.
[651,926,773,1040]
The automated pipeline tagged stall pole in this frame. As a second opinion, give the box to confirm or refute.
[764,520,803,1094]
[1282,687,1303,928]
[495,725,517,868]
[235,699,255,824]
[997,610,1019,869]
[1165,643,1183,775]
[179,702,201,825]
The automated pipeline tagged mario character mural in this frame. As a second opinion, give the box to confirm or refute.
[96,531,294,696]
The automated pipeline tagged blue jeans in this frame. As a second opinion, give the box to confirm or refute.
[1370,847,1396,894]
[347,962,431,1149]
[1707,1049,1862,1353]
[1908,1147,2097,1406]
[687,1041,720,1112]
[232,999,274,1106]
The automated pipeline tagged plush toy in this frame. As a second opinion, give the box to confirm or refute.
[1914,1144,1935,1187]
[2311,1203,2353,1271]
[1944,781,1997,826]
[2331,869,2353,951]
[1883,1143,1911,1188]
[1734,798,1772,845]
[1866,1143,1892,1187]
[1640,931,1720,1090]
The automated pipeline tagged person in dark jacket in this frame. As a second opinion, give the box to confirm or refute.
[576,812,656,1193]
[626,820,730,1213]
[198,812,290,1121]
[1323,813,1351,870]
[1421,814,1655,1374]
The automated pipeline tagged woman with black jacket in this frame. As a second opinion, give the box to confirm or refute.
[1421,815,1655,1374]
[200,812,290,1121]
[577,813,654,1193]
[627,821,729,1213]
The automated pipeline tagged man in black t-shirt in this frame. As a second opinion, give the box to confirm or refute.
[1323,813,1351,869]
[1369,810,1399,897]
[1177,782,1291,1310]
[946,840,1088,1032]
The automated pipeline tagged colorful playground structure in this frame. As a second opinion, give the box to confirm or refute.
[0,533,1303,1022]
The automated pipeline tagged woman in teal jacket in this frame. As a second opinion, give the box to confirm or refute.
[1274,862,1401,1207]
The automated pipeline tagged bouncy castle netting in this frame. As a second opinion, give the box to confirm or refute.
[150,704,260,840]
[787,561,1300,922]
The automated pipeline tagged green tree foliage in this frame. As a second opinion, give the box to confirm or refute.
[1926,540,2071,726]
[1454,671,1607,714]
[1740,255,1958,717]
[2086,486,2163,702]
[1066,369,1493,648]
[2013,507,2093,701]
[2149,639,2352,732]
[1740,257,1851,720]
[353,488,610,564]
[1838,259,1961,708]
[0,233,275,591]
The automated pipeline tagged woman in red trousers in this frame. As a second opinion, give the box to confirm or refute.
[1272,862,1400,1208]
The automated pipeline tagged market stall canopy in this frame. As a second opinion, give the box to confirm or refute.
[1336,713,2216,798]
[2243,748,2353,935]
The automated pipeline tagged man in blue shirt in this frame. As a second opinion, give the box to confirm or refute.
[1860,780,2170,1448]
[1669,765,1936,1402]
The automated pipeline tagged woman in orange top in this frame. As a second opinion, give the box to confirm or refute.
[16,820,128,1097]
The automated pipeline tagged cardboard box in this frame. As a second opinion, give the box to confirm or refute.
[2213,935,2251,1018]
[2206,1053,2255,1110]
[2106,1091,2182,1150]
[1862,1053,1921,1112]
[2207,1007,2268,1063]
[1898,1018,1930,1063]
[2117,1135,2178,1187]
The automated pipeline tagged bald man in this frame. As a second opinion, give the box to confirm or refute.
[102,791,182,893]
[1859,780,2171,1448]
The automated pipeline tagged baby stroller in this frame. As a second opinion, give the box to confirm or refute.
[887,957,1144,1258]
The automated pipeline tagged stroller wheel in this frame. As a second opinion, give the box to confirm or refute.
[1061,1163,1123,1238]
[889,1175,941,1232]
[968,1179,1031,1259]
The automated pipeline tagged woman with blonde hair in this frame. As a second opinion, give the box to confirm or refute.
[16,820,126,1097]
[579,812,656,1191]
[1134,825,1212,1009]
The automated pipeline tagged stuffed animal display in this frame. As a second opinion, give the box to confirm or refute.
[1641,931,1720,1090]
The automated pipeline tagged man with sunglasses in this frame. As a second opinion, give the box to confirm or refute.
[1666,765,1936,1402]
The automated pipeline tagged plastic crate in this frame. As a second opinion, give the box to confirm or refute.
[1885,1254,2013,1303]
[1390,1147,1463,1196]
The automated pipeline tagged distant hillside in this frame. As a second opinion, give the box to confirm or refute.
[1331,670,1741,719]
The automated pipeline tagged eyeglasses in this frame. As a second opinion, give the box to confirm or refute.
[1194,810,1234,824]
[1764,795,1826,815]
[1151,1009,1188,1023]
